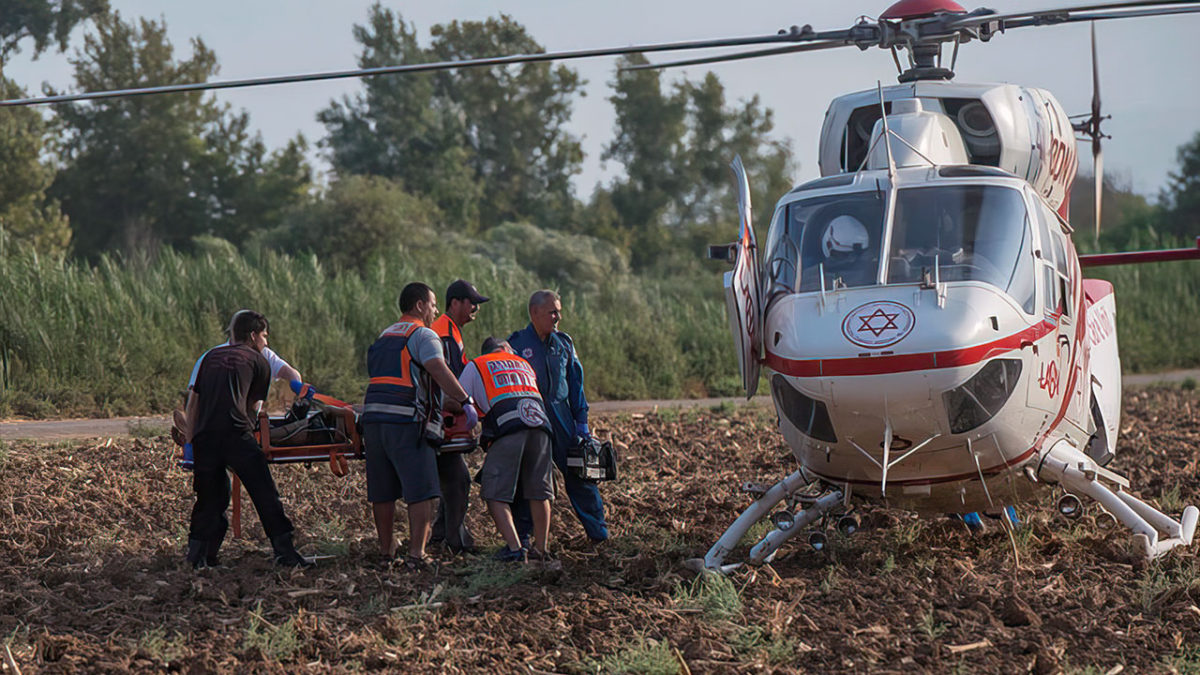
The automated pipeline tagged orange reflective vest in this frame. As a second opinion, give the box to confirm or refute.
[363,319,438,425]
[431,314,468,378]
[470,351,552,440]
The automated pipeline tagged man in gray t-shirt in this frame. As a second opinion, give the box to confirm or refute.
[362,282,478,570]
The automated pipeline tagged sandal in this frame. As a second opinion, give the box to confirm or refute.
[402,555,433,573]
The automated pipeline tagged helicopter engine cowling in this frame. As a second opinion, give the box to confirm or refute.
[866,98,969,169]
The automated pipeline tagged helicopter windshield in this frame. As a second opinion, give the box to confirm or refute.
[887,185,1030,291]
[764,184,1034,307]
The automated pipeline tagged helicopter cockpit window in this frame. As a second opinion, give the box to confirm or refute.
[886,185,1031,298]
[763,191,886,296]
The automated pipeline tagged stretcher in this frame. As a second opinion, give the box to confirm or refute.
[173,384,478,538]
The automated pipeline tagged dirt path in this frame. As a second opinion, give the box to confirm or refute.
[3,368,1193,441]
[0,397,772,441]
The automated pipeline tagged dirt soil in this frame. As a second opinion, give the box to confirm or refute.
[1,388,1198,674]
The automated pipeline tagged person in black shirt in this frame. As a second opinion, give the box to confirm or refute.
[184,310,311,569]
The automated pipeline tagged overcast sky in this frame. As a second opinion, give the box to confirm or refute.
[7,0,1200,204]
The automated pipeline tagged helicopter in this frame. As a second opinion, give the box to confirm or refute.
[4,0,1200,567]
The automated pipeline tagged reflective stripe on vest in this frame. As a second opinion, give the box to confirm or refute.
[470,352,551,439]
[363,320,426,424]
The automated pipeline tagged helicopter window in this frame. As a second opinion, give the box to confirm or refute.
[765,191,886,294]
[1032,198,1072,317]
[765,191,886,293]
[886,185,1031,297]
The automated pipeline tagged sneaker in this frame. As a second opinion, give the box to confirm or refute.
[491,547,526,563]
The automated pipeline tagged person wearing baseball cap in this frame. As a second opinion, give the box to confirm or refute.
[429,279,490,553]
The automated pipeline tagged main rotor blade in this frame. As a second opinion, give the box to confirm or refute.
[947,0,1200,27]
[1094,141,1104,241]
[1091,22,1101,122]
[622,40,852,72]
[0,30,813,108]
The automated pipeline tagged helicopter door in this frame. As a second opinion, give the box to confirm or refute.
[1027,199,1072,414]
[722,155,763,397]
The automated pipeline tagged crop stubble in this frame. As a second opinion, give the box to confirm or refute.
[0,388,1198,673]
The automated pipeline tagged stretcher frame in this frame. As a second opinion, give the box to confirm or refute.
[229,404,363,537]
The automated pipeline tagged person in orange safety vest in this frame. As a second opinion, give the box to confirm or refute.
[428,279,489,554]
[458,337,554,562]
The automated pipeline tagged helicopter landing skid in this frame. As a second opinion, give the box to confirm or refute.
[686,470,843,574]
[1038,441,1199,559]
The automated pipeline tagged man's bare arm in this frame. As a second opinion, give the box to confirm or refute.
[277,363,301,384]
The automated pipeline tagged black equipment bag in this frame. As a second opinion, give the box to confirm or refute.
[565,436,618,482]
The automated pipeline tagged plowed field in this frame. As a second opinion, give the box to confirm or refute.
[1,388,1198,673]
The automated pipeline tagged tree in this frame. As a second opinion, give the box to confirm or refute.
[51,12,310,257]
[319,5,479,226]
[601,58,795,271]
[1160,130,1200,241]
[261,174,442,272]
[320,5,584,231]
[0,0,108,60]
[0,77,69,253]
[428,15,584,230]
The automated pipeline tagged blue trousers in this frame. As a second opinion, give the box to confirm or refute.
[515,444,608,541]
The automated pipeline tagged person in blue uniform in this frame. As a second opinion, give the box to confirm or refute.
[508,290,608,543]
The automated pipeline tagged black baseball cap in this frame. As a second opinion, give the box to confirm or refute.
[446,279,489,305]
[480,336,505,354]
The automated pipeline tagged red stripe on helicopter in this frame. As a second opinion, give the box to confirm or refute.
[763,320,1057,377]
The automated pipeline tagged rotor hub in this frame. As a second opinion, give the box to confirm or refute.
[880,0,968,21]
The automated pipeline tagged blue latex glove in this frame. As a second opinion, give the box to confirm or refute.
[289,380,317,400]
[575,420,591,439]
[463,403,479,429]
[181,442,194,470]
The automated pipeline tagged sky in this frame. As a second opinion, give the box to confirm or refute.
[6,0,1200,205]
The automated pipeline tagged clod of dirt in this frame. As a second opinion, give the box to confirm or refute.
[998,595,1043,627]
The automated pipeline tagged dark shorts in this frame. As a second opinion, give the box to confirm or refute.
[364,422,441,504]
[481,429,554,503]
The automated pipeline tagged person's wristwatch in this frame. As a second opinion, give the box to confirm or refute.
[459,395,474,408]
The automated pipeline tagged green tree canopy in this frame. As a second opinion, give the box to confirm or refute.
[0,77,69,253]
[50,12,310,257]
[1160,130,1200,241]
[319,4,583,232]
[258,174,442,273]
[0,0,108,59]
[598,56,794,271]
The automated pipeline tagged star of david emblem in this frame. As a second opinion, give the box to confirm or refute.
[841,301,916,349]
[856,308,901,337]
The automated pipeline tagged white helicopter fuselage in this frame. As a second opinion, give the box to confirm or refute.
[761,170,1116,512]
[742,81,1121,514]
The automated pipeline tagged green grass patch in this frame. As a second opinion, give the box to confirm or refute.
[738,519,774,548]
[732,624,798,666]
[309,515,349,557]
[442,559,533,599]
[596,636,679,675]
[126,419,167,439]
[137,626,187,664]
[1163,645,1200,674]
[918,609,947,640]
[242,603,301,662]
[671,573,742,621]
